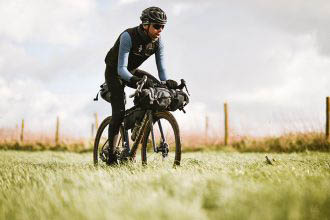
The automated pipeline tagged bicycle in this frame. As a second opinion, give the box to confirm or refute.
[93,75,189,167]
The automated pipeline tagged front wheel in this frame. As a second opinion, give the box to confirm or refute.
[93,116,125,166]
[141,111,181,166]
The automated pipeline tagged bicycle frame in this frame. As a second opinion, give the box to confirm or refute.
[118,110,167,160]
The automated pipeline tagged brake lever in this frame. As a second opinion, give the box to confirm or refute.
[136,76,147,92]
[180,79,190,96]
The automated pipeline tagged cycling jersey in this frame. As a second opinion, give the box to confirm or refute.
[105,24,168,81]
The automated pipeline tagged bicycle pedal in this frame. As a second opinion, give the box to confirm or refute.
[100,152,107,162]
[100,147,110,162]
[120,148,130,158]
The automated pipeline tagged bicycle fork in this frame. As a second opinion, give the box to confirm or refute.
[148,111,169,158]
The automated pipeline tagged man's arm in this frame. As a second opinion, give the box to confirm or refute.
[155,37,169,81]
[117,32,133,81]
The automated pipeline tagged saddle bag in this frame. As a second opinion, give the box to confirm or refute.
[94,82,111,103]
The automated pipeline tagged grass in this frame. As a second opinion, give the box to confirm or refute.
[0,150,329,220]
[230,132,330,152]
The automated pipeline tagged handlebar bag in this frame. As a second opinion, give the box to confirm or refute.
[168,90,189,111]
[134,87,189,111]
[134,87,172,111]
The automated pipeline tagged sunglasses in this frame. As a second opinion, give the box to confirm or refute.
[152,24,165,30]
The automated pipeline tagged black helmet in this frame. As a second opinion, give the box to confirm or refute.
[140,7,167,25]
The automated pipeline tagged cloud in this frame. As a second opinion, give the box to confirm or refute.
[0,0,96,45]
[119,0,141,4]
[168,0,330,56]
[0,76,96,136]
[0,0,329,137]
[315,30,330,56]
[247,0,330,56]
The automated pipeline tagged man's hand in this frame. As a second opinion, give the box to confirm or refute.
[144,78,154,88]
[130,76,154,89]
[166,79,178,89]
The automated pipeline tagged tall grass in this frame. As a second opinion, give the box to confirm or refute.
[231,132,330,152]
[0,151,329,220]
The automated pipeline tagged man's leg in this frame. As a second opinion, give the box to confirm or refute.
[105,65,126,165]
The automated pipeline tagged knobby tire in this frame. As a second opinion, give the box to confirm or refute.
[141,111,181,166]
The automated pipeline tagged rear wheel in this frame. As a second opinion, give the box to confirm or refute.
[93,116,125,166]
[141,111,181,166]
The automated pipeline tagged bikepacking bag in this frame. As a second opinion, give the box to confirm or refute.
[133,87,189,112]
[169,90,189,111]
[94,82,111,103]
[123,108,146,130]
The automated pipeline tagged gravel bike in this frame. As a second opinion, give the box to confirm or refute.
[93,76,189,166]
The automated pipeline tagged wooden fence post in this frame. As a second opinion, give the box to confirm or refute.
[55,116,60,145]
[205,114,209,143]
[15,124,19,141]
[91,123,95,138]
[326,97,330,140]
[224,102,229,145]
[20,119,24,143]
[94,113,99,131]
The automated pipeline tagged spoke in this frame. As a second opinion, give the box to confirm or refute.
[101,139,109,151]
[117,136,122,148]
[144,116,176,165]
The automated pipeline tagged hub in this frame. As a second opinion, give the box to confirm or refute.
[156,142,169,157]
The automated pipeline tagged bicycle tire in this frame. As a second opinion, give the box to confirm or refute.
[93,116,124,166]
[141,111,181,166]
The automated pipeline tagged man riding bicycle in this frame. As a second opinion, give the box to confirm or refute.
[104,7,178,165]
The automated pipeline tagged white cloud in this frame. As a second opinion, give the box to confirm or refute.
[0,0,96,46]
[119,0,141,4]
[242,0,330,56]
[0,0,329,137]
[226,34,330,105]
[0,41,39,80]
[171,3,194,16]
[0,77,93,136]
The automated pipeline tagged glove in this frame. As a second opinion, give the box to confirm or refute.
[144,78,155,88]
[130,76,154,89]
[166,79,178,89]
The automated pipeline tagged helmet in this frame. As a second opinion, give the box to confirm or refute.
[140,7,167,25]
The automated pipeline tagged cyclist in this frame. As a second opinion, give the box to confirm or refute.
[103,7,178,165]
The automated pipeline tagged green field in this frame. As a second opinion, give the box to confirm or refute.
[0,151,329,220]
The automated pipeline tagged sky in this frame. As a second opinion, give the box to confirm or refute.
[0,0,329,138]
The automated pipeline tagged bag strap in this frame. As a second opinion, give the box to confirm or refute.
[94,82,107,101]
[94,91,100,101]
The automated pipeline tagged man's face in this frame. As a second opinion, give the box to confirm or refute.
[145,24,165,40]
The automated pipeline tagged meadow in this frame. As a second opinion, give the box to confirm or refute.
[0,150,329,220]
